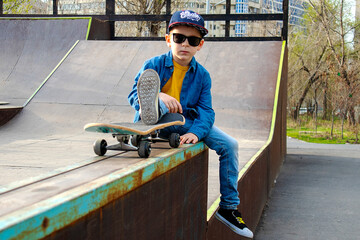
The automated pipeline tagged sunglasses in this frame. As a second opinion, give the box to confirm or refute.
[172,33,202,47]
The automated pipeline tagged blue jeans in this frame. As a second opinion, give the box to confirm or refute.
[158,100,240,210]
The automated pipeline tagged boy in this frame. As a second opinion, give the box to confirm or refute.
[128,10,253,238]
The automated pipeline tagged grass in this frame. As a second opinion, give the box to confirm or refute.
[287,116,360,144]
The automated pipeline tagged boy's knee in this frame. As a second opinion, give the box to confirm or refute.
[228,137,238,152]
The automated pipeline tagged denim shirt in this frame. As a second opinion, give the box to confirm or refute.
[128,50,215,140]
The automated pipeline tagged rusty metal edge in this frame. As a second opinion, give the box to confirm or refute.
[0,142,207,240]
[207,40,287,220]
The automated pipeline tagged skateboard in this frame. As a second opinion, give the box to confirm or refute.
[84,113,185,158]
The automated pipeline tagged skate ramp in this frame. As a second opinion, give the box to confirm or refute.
[0,18,92,107]
[0,40,283,201]
[0,41,284,239]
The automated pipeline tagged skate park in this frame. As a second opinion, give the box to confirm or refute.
[0,2,287,239]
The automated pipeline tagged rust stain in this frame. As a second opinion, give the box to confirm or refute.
[105,168,145,204]
[184,145,203,160]
[42,217,49,230]
[99,146,206,211]
[99,207,103,222]
[133,168,144,187]
[106,185,126,203]
[184,151,193,160]
[148,163,162,180]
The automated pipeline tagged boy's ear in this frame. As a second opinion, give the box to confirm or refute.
[165,34,171,47]
[197,39,205,51]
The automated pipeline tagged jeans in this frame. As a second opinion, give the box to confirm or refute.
[158,100,240,210]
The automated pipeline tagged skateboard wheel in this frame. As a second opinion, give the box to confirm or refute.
[138,141,151,158]
[169,133,180,148]
[94,139,107,156]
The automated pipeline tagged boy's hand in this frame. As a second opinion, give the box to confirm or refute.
[159,92,183,114]
[180,133,198,145]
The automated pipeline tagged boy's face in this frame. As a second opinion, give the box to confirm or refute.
[165,25,204,66]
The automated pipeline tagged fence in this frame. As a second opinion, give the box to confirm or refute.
[0,0,288,41]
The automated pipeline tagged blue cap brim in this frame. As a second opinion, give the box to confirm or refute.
[169,22,208,36]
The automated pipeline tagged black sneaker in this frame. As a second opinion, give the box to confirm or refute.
[137,69,160,125]
[215,208,254,238]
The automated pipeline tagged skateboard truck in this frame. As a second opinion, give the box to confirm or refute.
[93,131,180,158]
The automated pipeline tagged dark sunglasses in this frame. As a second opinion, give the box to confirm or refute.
[172,33,202,47]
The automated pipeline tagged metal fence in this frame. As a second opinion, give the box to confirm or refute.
[0,0,288,41]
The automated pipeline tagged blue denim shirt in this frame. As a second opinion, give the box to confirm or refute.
[128,50,215,140]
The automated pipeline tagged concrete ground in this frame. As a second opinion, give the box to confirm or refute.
[255,137,360,240]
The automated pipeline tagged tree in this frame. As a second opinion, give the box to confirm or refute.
[308,0,360,125]
[288,9,329,120]
[3,0,33,13]
[114,0,193,37]
[115,0,168,37]
[288,0,360,125]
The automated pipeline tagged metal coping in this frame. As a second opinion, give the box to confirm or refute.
[206,40,287,220]
[0,143,207,240]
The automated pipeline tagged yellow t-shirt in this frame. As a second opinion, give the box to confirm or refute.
[161,61,189,102]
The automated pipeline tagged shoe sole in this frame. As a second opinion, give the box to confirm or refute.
[137,69,160,125]
[215,212,254,238]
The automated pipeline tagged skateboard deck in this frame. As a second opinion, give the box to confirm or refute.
[84,113,185,158]
[84,113,185,135]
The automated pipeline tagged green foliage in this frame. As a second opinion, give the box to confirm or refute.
[3,0,34,14]
[287,116,360,144]
[288,0,360,124]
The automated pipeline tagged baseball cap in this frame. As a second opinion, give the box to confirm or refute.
[168,10,208,37]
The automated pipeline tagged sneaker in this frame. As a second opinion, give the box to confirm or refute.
[137,69,160,125]
[215,208,254,238]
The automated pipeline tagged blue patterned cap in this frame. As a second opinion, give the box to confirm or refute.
[169,10,208,36]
